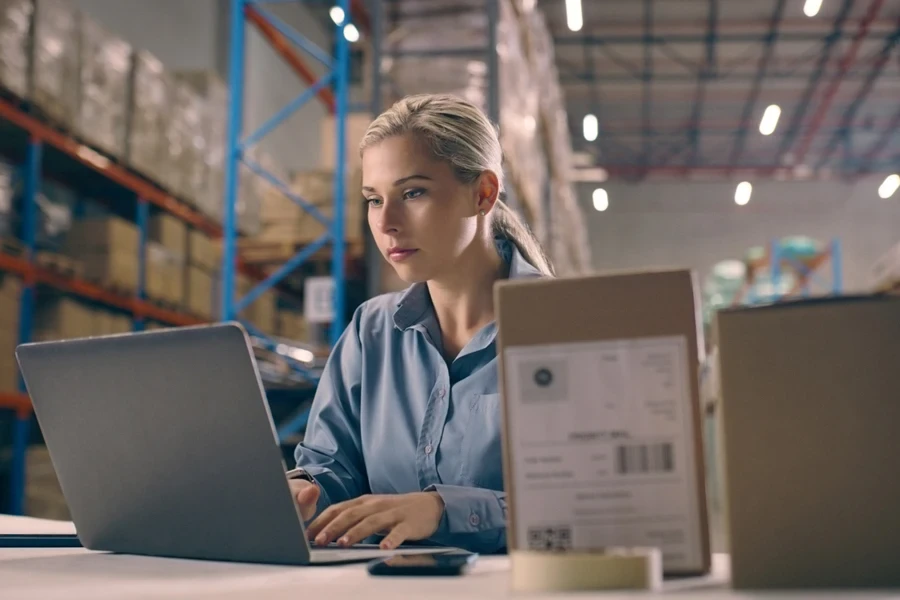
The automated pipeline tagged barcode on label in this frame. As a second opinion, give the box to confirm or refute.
[527,526,573,551]
[616,443,674,475]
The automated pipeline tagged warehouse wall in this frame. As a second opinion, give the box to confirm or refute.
[73,0,333,172]
[581,176,900,292]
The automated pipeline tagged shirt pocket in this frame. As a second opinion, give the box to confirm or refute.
[458,393,504,490]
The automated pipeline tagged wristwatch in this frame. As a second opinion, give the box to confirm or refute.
[285,468,316,483]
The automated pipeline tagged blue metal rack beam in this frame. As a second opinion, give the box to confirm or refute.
[222,0,351,421]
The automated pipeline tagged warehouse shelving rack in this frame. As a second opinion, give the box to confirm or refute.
[220,0,354,443]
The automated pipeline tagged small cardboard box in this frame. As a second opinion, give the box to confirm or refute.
[495,269,710,576]
[34,297,94,341]
[65,217,138,254]
[716,295,900,589]
[186,266,213,318]
[188,229,218,272]
[149,213,188,259]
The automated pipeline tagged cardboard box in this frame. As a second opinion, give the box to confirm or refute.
[495,269,710,576]
[715,296,900,589]
[0,327,19,392]
[258,168,364,245]
[34,297,94,341]
[0,272,22,332]
[149,213,188,259]
[188,229,218,272]
[146,243,185,306]
[65,216,139,254]
[80,252,138,293]
[277,310,307,341]
[186,266,213,318]
[319,113,371,171]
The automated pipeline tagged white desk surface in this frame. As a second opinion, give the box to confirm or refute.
[1,515,896,600]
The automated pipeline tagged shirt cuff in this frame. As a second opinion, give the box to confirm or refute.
[425,484,507,553]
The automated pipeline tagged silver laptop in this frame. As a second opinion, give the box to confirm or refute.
[15,322,446,565]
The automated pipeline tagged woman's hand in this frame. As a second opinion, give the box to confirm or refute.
[288,479,321,522]
[306,492,445,550]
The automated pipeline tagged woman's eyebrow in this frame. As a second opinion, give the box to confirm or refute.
[362,174,433,192]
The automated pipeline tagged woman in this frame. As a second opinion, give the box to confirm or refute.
[287,94,553,554]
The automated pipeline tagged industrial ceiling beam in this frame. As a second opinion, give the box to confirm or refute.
[728,0,786,167]
[856,103,900,175]
[553,30,892,45]
[685,0,718,168]
[774,0,854,165]
[641,0,653,171]
[792,0,885,167]
[814,12,900,169]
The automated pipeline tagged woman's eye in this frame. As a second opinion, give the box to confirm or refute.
[403,188,425,200]
[366,197,383,207]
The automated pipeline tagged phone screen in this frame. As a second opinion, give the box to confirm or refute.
[369,551,477,576]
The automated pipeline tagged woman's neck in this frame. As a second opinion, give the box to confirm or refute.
[427,237,507,357]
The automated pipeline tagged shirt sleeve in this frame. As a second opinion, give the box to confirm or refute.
[424,484,508,554]
[293,305,369,519]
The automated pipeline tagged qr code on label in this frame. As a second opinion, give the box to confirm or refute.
[527,526,573,551]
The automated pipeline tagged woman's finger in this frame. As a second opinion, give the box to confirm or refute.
[338,511,397,547]
[313,504,375,546]
[379,521,413,550]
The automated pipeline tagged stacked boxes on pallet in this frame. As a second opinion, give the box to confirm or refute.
[186,229,217,318]
[126,51,171,185]
[0,0,32,98]
[76,12,131,159]
[32,295,131,342]
[64,216,139,293]
[30,0,79,128]
[0,272,22,392]
[147,214,186,307]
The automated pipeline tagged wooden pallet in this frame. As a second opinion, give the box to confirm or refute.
[238,238,365,265]
[35,251,84,279]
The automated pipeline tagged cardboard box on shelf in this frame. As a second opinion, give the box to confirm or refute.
[319,113,372,171]
[247,290,277,334]
[715,295,900,589]
[495,269,710,577]
[0,272,22,332]
[65,216,139,255]
[25,445,70,521]
[34,297,94,341]
[188,229,218,272]
[149,213,188,259]
[258,168,364,246]
[871,240,900,292]
[79,251,138,293]
[186,265,214,318]
[126,50,171,185]
[145,242,185,306]
[0,0,32,99]
[277,310,307,341]
[0,325,19,392]
[31,0,79,128]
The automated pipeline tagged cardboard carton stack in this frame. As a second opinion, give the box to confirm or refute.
[64,216,139,293]
[0,272,22,392]
[186,229,217,318]
[277,309,307,342]
[30,0,79,128]
[126,50,171,184]
[146,213,186,306]
[257,168,364,248]
[76,12,131,159]
[33,296,132,342]
[0,0,32,98]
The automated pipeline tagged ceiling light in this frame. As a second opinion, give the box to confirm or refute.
[759,104,781,136]
[803,0,823,17]
[583,114,598,141]
[343,23,360,42]
[735,181,752,206]
[592,188,609,212]
[878,174,900,199]
[329,6,345,25]
[565,0,583,32]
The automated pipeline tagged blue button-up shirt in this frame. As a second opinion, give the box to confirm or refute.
[294,239,543,553]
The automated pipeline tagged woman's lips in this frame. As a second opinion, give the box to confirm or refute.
[387,248,418,262]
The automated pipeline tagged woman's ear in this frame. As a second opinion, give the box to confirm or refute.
[475,171,500,215]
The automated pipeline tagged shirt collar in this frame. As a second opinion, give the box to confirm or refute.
[392,238,544,331]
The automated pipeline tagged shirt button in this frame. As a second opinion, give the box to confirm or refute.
[468,513,481,527]
[438,388,446,399]
[424,444,433,455]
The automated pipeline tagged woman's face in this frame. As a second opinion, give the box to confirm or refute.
[361,133,484,283]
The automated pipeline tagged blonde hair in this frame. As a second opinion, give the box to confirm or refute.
[359,94,554,276]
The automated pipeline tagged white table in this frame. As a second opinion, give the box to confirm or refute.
[0,515,895,599]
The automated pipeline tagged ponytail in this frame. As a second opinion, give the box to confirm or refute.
[491,200,555,276]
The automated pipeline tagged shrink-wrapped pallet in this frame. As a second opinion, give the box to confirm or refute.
[126,51,171,184]
[31,0,79,128]
[76,13,131,158]
[0,0,32,98]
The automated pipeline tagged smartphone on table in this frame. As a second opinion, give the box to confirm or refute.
[367,550,477,576]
